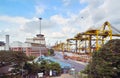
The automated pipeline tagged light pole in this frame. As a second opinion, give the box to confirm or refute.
[39,17,42,34]
[38,17,42,57]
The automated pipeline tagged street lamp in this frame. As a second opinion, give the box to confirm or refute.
[38,17,42,57]
[39,17,42,34]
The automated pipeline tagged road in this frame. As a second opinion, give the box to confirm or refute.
[47,74,74,78]
[53,51,87,72]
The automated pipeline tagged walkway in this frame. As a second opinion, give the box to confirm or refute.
[48,74,74,78]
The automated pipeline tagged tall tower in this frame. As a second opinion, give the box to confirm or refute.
[38,17,42,56]
[5,35,9,51]
[25,18,48,57]
[39,17,42,35]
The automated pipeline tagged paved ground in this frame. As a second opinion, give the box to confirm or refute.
[48,74,74,78]
[54,52,87,72]
[0,65,10,74]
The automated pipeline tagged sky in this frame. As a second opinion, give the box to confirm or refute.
[0,0,120,45]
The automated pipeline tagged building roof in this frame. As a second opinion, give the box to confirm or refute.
[0,41,5,46]
[10,41,31,47]
[34,56,71,68]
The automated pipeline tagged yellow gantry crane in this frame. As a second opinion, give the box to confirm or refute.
[52,21,120,62]
[53,21,120,56]
[64,21,120,54]
[74,21,120,53]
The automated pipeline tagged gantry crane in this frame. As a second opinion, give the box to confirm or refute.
[52,21,120,61]
[76,21,120,53]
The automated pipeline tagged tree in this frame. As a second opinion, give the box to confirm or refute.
[24,62,40,75]
[24,60,61,77]
[49,62,61,76]
[84,39,120,78]
[0,51,28,67]
[0,51,13,66]
[0,50,28,77]
[11,51,28,64]
[28,55,36,61]
[48,49,55,56]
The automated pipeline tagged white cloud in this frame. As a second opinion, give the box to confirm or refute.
[0,16,36,42]
[20,17,57,34]
[0,11,72,44]
[0,15,30,24]
[49,13,93,39]
[0,30,8,41]
[79,0,120,29]
[62,0,71,6]
[62,26,71,33]
[20,21,39,33]
[50,15,69,25]
[62,26,79,35]
[35,5,45,15]
[50,32,66,39]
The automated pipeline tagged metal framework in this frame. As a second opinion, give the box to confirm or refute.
[52,21,120,55]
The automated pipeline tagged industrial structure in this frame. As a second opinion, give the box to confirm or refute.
[0,35,10,51]
[25,34,48,56]
[0,17,48,57]
[11,17,48,57]
[5,35,10,51]
[10,34,48,57]
[52,21,120,62]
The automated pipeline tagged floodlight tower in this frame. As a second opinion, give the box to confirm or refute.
[39,17,42,34]
[38,17,42,57]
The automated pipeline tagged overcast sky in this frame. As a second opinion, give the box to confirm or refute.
[0,0,120,45]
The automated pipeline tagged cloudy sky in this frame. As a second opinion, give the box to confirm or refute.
[0,0,120,45]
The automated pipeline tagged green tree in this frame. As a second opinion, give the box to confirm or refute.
[24,60,61,77]
[84,39,120,78]
[0,51,28,67]
[39,60,49,76]
[28,55,36,61]
[11,51,28,64]
[48,49,55,56]
[0,51,29,77]
[0,51,13,66]
[49,62,61,75]
[24,62,40,75]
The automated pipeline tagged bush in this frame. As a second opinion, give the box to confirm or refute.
[28,56,36,61]
[48,49,55,56]
[24,60,61,76]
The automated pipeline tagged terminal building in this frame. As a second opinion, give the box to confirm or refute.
[25,34,48,56]
[10,34,48,57]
